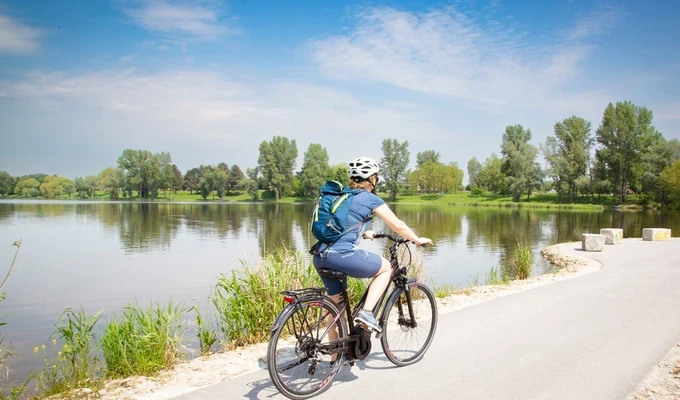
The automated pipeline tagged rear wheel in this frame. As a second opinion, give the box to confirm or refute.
[380,282,438,366]
[267,297,347,400]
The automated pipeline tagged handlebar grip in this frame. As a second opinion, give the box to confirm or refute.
[373,232,387,239]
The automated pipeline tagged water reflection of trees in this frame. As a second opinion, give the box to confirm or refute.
[251,204,313,254]
[391,205,463,246]
[464,208,549,274]
[2,202,678,257]
[94,203,181,252]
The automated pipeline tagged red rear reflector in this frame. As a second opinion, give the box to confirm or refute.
[283,296,294,303]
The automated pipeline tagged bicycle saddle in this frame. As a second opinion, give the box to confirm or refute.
[317,268,347,281]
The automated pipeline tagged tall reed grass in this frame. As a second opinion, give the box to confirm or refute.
[211,247,369,347]
[193,307,217,356]
[100,300,189,378]
[512,242,534,280]
[38,308,103,395]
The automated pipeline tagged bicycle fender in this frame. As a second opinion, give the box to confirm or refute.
[270,303,297,332]
[378,288,404,327]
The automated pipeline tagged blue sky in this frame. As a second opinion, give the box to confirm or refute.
[1,0,679,178]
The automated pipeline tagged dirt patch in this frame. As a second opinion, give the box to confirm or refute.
[627,343,680,400]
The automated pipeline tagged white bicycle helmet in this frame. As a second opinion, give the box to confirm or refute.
[348,156,380,180]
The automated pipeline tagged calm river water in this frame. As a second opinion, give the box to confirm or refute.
[0,200,678,381]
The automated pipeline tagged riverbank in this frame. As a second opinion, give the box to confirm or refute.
[1,190,643,211]
[58,241,611,400]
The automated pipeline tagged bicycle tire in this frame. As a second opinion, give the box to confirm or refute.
[380,281,438,366]
[267,297,347,400]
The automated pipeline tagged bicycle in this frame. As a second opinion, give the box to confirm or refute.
[266,233,438,399]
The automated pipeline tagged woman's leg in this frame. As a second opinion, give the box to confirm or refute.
[363,257,391,311]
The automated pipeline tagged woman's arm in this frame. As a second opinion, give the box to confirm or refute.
[371,204,432,247]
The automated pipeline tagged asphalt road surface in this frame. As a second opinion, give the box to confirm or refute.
[171,239,680,400]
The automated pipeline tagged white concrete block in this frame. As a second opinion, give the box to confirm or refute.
[599,228,623,245]
[581,234,606,252]
[642,228,671,241]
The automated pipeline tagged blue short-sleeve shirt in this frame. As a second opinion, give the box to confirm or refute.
[319,190,385,253]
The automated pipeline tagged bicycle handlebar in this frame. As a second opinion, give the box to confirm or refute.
[372,232,428,248]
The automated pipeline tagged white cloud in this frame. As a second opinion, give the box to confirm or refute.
[310,6,619,113]
[1,68,450,167]
[0,12,41,54]
[124,0,235,42]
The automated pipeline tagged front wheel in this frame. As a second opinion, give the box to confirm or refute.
[380,281,438,366]
[267,297,347,400]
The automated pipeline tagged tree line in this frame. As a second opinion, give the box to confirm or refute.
[1,100,678,206]
[466,101,680,206]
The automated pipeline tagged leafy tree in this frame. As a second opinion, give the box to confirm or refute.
[381,139,410,201]
[226,165,244,194]
[0,172,15,196]
[117,149,161,199]
[446,162,464,193]
[467,158,482,189]
[217,162,228,172]
[184,168,201,194]
[99,167,125,199]
[300,144,331,198]
[14,178,39,197]
[243,168,260,201]
[85,176,98,198]
[595,101,658,204]
[258,136,298,201]
[199,171,216,200]
[62,179,76,197]
[501,125,541,201]
[172,165,183,194]
[542,116,594,203]
[637,137,680,203]
[410,161,465,194]
[660,160,680,206]
[328,164,349,186]
[415,151,440,167]
[156,152,174,199]
[39,176,64,198]
[199,169,228,199]
[20,174,47,184]
[477,154,506,195]
[75,177,88,197]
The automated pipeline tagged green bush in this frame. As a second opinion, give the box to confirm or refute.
[100,301,189,378]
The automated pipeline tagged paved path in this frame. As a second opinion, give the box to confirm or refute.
[171,239,680,400]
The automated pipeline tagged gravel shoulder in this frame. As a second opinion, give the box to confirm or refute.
[65,240,679,400]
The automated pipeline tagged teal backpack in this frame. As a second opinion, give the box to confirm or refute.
[311,180,368,245]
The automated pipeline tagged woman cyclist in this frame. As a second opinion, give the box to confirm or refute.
[312,156,432,332]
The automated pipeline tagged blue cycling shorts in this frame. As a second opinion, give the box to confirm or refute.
[312,250,383,295]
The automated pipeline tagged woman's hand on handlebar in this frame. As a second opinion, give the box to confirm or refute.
[362,230,377,240]
[414,237,433,248]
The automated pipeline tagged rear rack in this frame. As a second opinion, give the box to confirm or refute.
[280,287,327,298]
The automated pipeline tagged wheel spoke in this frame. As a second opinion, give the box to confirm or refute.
[381,283,438,366]
[267,298,346,398]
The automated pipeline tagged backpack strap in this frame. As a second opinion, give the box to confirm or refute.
[310,214,372,257]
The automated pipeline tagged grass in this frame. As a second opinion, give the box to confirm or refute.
[511,243,534,280]
[485,266,509,285]
[37,308,103,396]
[433,283,456,299]
[100,300,190,378]
[193,307,218,357]
[210,247,368,348]
[4,189,649,210]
